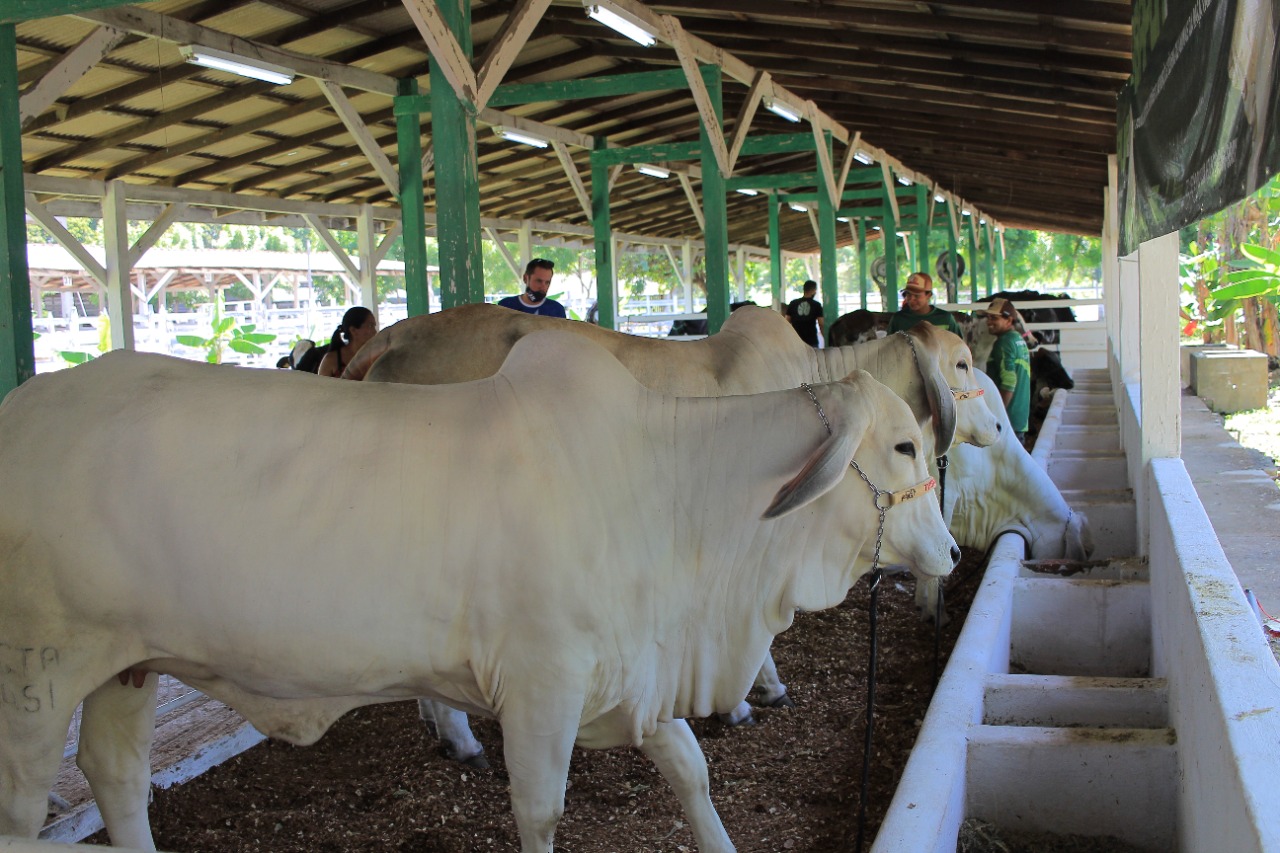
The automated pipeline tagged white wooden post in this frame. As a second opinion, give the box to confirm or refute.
[102,181,134,350]
[358,205,377,309]
[682,240,694,313]
[518,220,532,275]
[1138,231,1181,556]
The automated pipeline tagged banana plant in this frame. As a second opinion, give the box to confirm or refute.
[177,299,276,364]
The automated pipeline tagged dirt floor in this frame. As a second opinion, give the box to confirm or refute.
[84,553,989,852]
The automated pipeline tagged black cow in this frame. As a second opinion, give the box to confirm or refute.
[668,300,757,336]
[986,289,1076,346]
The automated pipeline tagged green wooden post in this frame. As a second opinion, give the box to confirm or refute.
[915,184,929,279]
[431,0,484,307]
[769,197,781,308]
[968,220,980,302]
[817,133,838,320]
[946,217,960,304]
[997,227,1006,290]
[984,223,995,297]
[0,24,33,396]
[857,219,868,309]
[885,226,898,308]
[395,78,430,317]
[700,67,728,334]
[590,138,615,330]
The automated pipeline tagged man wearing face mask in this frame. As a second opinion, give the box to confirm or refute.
[497,258,567,318]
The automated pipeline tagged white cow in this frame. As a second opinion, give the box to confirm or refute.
[343,303,998,759]
[344,303,1001,456]
[913,368,1095,617]
[0,335,959,853]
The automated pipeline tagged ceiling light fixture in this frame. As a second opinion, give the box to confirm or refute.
[179,45,295,86]
[897,176,912,186]
[788,202,809,213]
[962,209,972,217]
[637,163,671,178]
[934,194,946,203]
[735,188,760,196]
[871,225,882,231]
[837,216,850,223]
[584,1,657,47]
[764,98,803,123]
[496,127,550,148]
[853,150,874,165]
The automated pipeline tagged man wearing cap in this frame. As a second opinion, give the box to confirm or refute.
[785,279,825,347]
[887,271,961,336]
[982,296,1032,445]
[497,258,567,318]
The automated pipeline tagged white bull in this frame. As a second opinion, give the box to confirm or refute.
[0,334,959,853]
[343,303,998,759]
[913,368,1095,617]
[344,303,1001,456]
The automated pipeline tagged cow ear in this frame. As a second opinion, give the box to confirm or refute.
[908,326,958,453]
[762,429,857,519]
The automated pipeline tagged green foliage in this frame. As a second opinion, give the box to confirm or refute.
[176,299,277,364]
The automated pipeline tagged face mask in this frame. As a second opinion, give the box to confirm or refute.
[525,287,546,303]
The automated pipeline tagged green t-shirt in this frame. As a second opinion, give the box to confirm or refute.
[986,330,1031,433]
[887,306,961,337]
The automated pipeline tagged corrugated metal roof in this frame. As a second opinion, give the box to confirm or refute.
[16,0,1132,251]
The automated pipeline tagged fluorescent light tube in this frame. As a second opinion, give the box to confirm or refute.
[788,202,808,213]
[765,99,802,123]
[837,216,850,222]
[735,188,760,196]
[935,194,946,203]
[497,127,549,148]
[853,151,874,165]
[179,45,295,86]
[962,209,972,217]
[637,164,671,178]
[584,2,657,47]
[897,176,912,186]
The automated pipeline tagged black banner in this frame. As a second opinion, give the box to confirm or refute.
[1118,0,1280,254]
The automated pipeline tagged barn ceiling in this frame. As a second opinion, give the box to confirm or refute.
[14,0,1131,255]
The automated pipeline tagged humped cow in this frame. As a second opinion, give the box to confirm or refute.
[342,303,998,761]
[344,303,1000,458]
[0,335,959,853]
[912,367,1094,618]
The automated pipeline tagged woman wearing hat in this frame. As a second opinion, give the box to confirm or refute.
[887,271,961,336]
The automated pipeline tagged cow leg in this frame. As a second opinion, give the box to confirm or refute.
[718,647,793,725]
[77,672,159,851]
[416,699,487,768]
[501,700,579,853]
[639,719,734,853]
[752,651,793,708]
[0,685,78,838]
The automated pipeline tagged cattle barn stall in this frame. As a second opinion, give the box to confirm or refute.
[4,0,1280,851]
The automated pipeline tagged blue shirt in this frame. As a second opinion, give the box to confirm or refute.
[497,295,567,318]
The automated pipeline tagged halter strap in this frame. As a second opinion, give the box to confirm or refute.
[798,382,936,507]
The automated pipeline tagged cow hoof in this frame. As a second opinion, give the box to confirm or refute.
[766,693,795,710]
[461,753,490,770]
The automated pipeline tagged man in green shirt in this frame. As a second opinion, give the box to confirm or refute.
[982,297,1032,445]
[887,271,961,336]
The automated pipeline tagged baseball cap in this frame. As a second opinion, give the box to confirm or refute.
[903,272,932,295]
[979,297,1016,319]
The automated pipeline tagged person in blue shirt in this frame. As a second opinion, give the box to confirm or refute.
[497,258,566,318]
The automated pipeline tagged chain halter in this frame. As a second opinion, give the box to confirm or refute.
[802,377,935,853]
[798,382,935,576]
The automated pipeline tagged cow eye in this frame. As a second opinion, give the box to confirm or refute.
[894,441,916,459]
[956,360,969,372]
